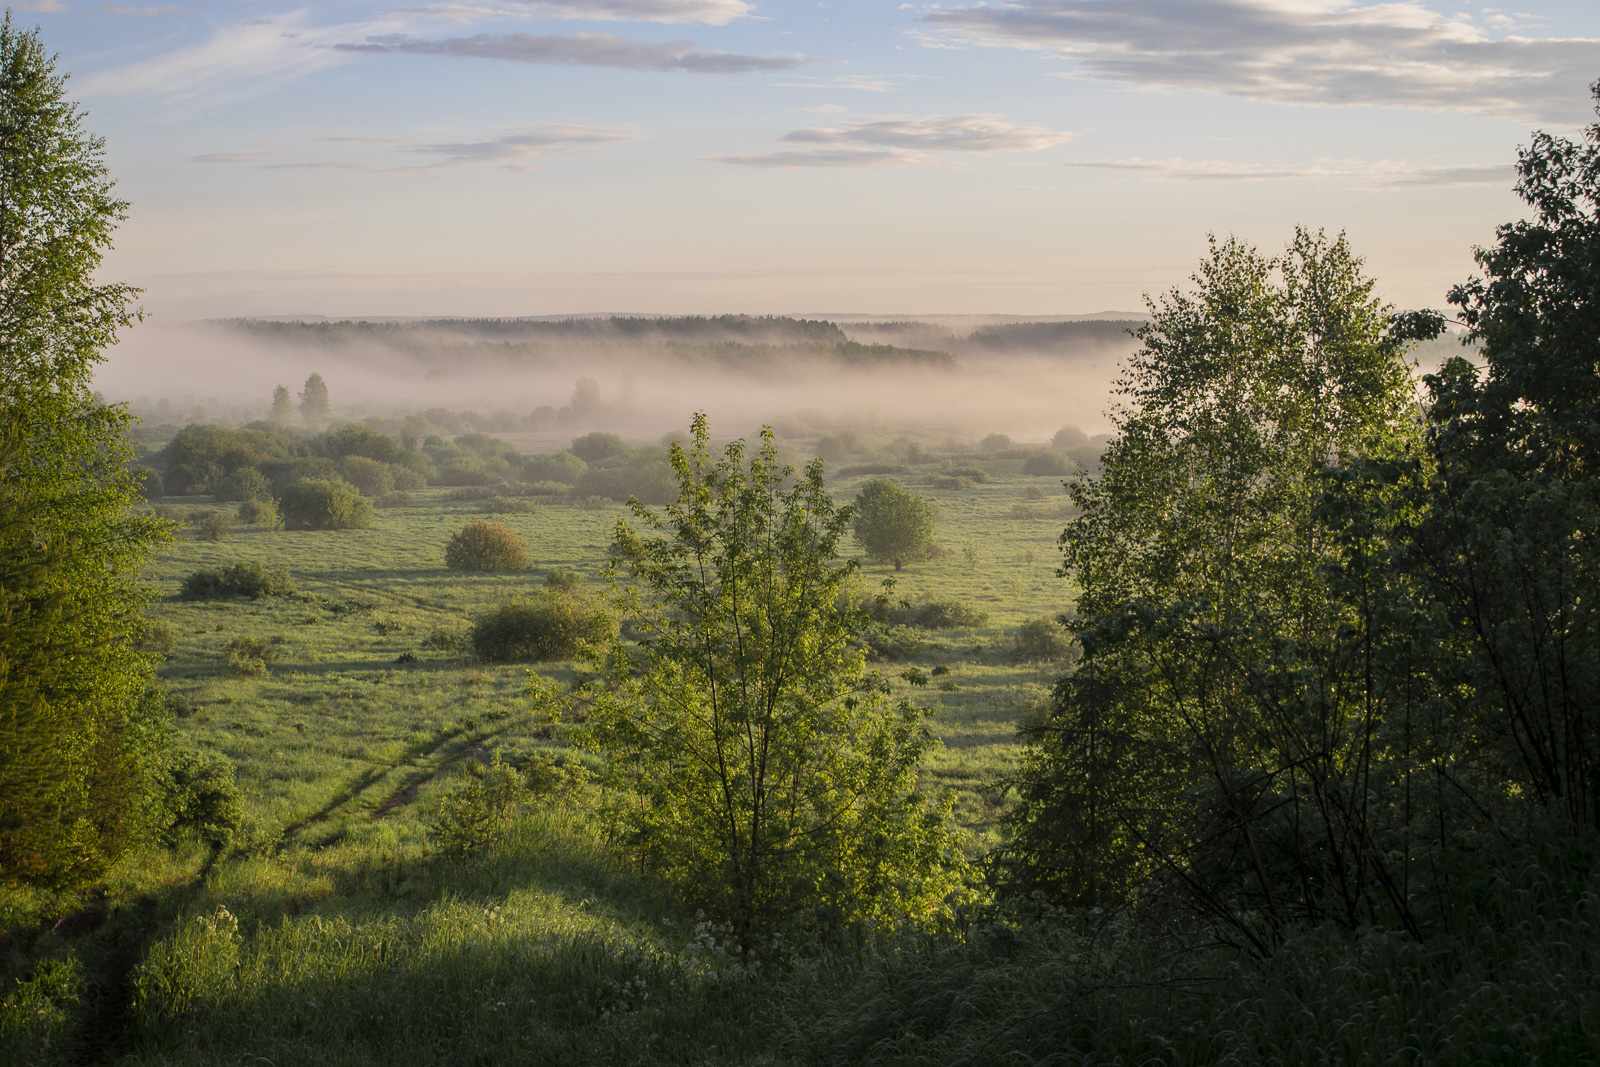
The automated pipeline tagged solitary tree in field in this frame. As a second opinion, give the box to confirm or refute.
[583,415,962,954]
[299,372,329,425]
[0,15,171,887]
[852,478,935,570]
[270,384,293,425]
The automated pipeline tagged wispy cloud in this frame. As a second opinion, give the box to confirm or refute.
[339,32,807,73]
[1068,156,1518,187]
[717,113,1072,167]
[771,74,909,92]
[199,126,639,173]
[100,4,188,15]
[914,0,1600,122]
[404,0,754,25]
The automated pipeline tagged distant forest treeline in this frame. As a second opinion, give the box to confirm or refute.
[217,314,1143,372]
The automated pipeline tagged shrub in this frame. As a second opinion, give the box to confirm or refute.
[1022,450,1079,477]
[160,750,245,850]
[862,596,988,630]
[544,568,582,593]
[444,519,530,571]
[981,432,1013,452]
[375,491,413,508]
[236,497,280,528]
[569,431,628,462]
[421,624,466,652]
[187,509,231,540]
[390,466,427,491]
[574,448,676,504]
[480,496,535,514]
[259,456,341,495]
[341,455,394,496]
[181,561,295,600]
[521,450,586,484]
[323,422,402,463]
[431,754,524,861]
[864,623,926,661]
[470,592,616,662]
[224,635,284,677]
[279,478,372,530]
[1013,616,1075,661]
[135,618,176,655]
[212,467,271,502]
[136,467,163,499]
[1052,424,1089,450]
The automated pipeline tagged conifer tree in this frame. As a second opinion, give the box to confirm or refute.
[270,383,293,425]
[299,372,329,425]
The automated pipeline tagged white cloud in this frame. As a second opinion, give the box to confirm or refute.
[915,0,1600,121]
[202,125,639,173]
[404,0,754,25]
[99,4,188,15]
[340,32,806,73]
[717,113,1072,167]
[77,12,358,99]
[1067,156,1518,187]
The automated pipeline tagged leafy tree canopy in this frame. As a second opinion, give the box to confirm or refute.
[852,479,935,570]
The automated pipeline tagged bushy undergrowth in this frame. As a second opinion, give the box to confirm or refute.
[180,562,295,600]
[864,596,988,630]
[279,478,373,530]
[470,592,615,662]
[444,519,531,571]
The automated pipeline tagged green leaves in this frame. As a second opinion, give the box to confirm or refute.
[585,414,963,952]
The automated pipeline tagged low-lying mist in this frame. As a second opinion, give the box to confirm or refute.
[97,316,1140,446]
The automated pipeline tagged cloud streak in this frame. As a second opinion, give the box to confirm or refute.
[339,32,806,73]
[718,113,1072,167]
[1067,156,1518,187]
[404,0,754,25]
[198,126,640,173]
[915,0,1600,121]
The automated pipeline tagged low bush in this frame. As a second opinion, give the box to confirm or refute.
[391,466,427,491]
[431,754,524,862]
[470,592,616,662]
[569,431,628,462]
[521,451,586,484]
[181,561,296,600]
[865,623,926,661]
[160,749,246,850]
[212,467,271,502]
[341,455,394,496]
[481,496,536,514]
[236,496,280,528]
[136,467,164,499]
[1012,616,1075,661]
[224,635,286,678]
[1021,450,1079,477]
[862,596,988,630]
[375,491,413,508]
[187,509,231,540]
[445,519,531,571]
[279,478,373,530]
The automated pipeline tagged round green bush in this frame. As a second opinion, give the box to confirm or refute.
[1022,450,1079,477]
[470,593,616,662]
[213,467,271,502]
[180,561,295,599]
[445,519,530,571]
[569,431,628,462]
[279,478,373,530]
[341,455,394,496]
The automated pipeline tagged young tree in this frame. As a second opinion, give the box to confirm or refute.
[269,384,293,425]
[299,372,329,425]
[852,478,935,570]
[0,16,171,887]
[580,415,963,953]
[1001,231,1439,941]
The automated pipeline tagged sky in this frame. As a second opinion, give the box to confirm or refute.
[22,0,1600,319]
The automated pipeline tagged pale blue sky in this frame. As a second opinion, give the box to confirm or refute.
[22,0,1600,317]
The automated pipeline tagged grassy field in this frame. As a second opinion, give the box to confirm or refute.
[8,434,1600,1065]
[138,453,1078,859]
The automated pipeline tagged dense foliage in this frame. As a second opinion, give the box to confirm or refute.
[278,478,372,530]
[470,592,615,662]
[851,478,935,570]
[444,519,530,571]
[180,562,295,600]
[0,17,170,888]
[581,416,964,954]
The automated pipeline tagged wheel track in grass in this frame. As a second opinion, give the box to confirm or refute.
[277,707,516,844]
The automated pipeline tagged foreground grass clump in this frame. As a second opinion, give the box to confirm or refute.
[180,561,295,599]
[471,592,615,662]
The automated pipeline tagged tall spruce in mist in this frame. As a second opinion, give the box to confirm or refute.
[0,16,170,887]
[299,372,329,426]
[269,383,293,425]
